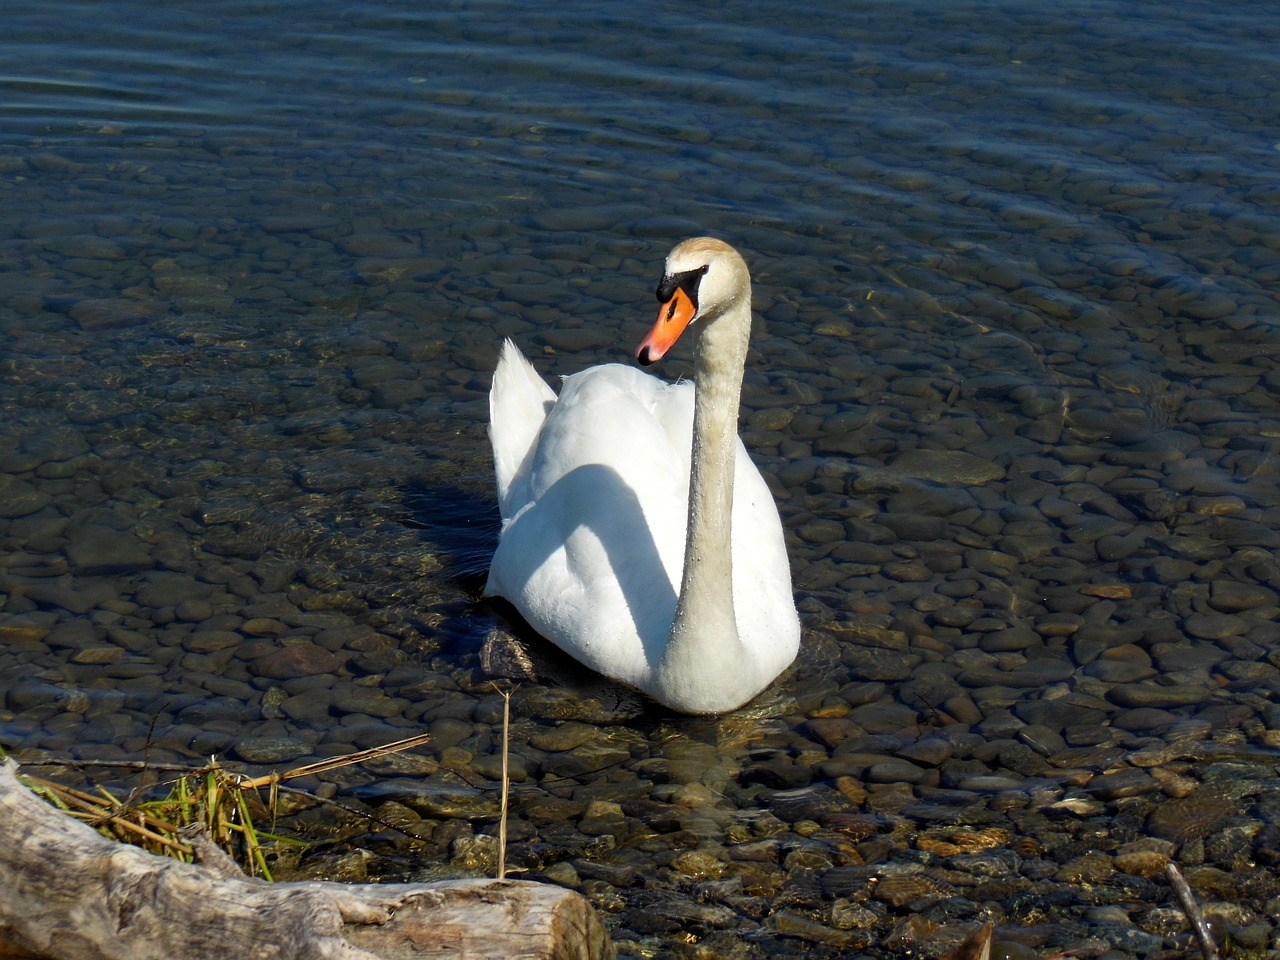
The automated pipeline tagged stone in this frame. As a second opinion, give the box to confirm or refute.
[248,643,346,680]
[1183,613,1247,640]
[332,685,409,719]
[866,760,929,784]
[671,849,727,880]
[65,526,152,575]
[1208,581,1275,612]
[68,298,165,330]
[1106,683,1211,709]
[0,619,52,643]
[890,449,1004,485]
[1115,838,1176,877]
[23,581,117,615]
[530,723,599,752]
[0,477,52,518]
[230,736,311,764]
[240,617,288,637]
[135,575,214,610]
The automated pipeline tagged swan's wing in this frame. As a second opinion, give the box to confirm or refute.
[487,364,692,685]
[489,339,557,518]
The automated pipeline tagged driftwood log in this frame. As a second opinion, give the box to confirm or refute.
[0,760,613,960]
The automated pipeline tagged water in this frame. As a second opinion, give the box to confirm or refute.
[3,1,1280,956]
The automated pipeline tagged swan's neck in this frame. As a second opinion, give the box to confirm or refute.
[658,295,752,702]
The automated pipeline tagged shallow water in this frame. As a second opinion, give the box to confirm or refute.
[4,1,1280,956]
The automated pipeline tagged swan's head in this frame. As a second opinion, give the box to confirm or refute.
[637,237,749,366]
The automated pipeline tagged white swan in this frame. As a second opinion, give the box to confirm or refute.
[485,237,800,714]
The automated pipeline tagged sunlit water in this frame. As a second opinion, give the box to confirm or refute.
[3,1,1280,956]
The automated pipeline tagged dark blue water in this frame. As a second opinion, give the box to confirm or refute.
[3,1,1280,956]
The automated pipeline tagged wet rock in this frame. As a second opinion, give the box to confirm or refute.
[68,298,164,330]
[69,646,127,665]
[572,859,639,888]
[184,629,242,653]
[1208,580,1275,612]
[744,756,814,789]
[897,736,954,767]
[951,848,1021,877]
[42,619,96,650]
[555,739,634,780]
[530,722,599,752]
[240,617,288,637]
[866,760,929,785]
[249,642,347,679]
[1150,642,1225,673]
[1183,613,1247,640]
[0,476,53,518]
[671,849,727,880]
[24,581,117,615]
[873,872,948,908]
[842,646,921,681]
[803,716,858,749]
[769,910,864,949]
[1115,838,1176,878]
[332,685,409,719]
[399,788,501,821]
[64,526,152,575]
[1149,793,1239,843]
[5,679,69,712]
[44,235,126,260]
[134,574,215,610]
[278,689,334,723]
[1106,683,1210,709]
[537,861,581,888]
[1138,906,1190,937]
[1086,766,1158,800]
[1219,660,1279,688]
[1016,724,1067,757]
[766,785,848,823]
[1113,707,1179,732]
[517,686,646,724]
[890,449,1005,485]
[1056,852,1115,884]
[0,618,53,643]
[231,735,310,764]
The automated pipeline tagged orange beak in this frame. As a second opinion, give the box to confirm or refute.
[636,287,697,365]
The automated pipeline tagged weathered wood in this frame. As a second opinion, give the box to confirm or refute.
[0,760,613,960]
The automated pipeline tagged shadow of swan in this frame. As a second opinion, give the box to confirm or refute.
[491,461,680,670]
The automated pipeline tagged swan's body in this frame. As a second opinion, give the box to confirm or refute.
[485,238,800,714]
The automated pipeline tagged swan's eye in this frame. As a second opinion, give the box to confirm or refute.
[656,265,709,313]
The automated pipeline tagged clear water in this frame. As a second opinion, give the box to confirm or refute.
[3,0,1280,955]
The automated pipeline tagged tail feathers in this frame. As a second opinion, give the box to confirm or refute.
[489,339,556,516]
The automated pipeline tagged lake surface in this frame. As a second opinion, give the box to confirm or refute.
[3,1,1280,956]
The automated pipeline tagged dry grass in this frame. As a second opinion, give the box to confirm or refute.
[18,733,433,881]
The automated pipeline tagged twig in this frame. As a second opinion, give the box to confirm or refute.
[497,686,513,880]
[236,733,434,790]
[1167,862,1219,960]
[17,733,434,792]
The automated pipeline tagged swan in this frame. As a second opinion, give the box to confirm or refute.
[485,237,800,714]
